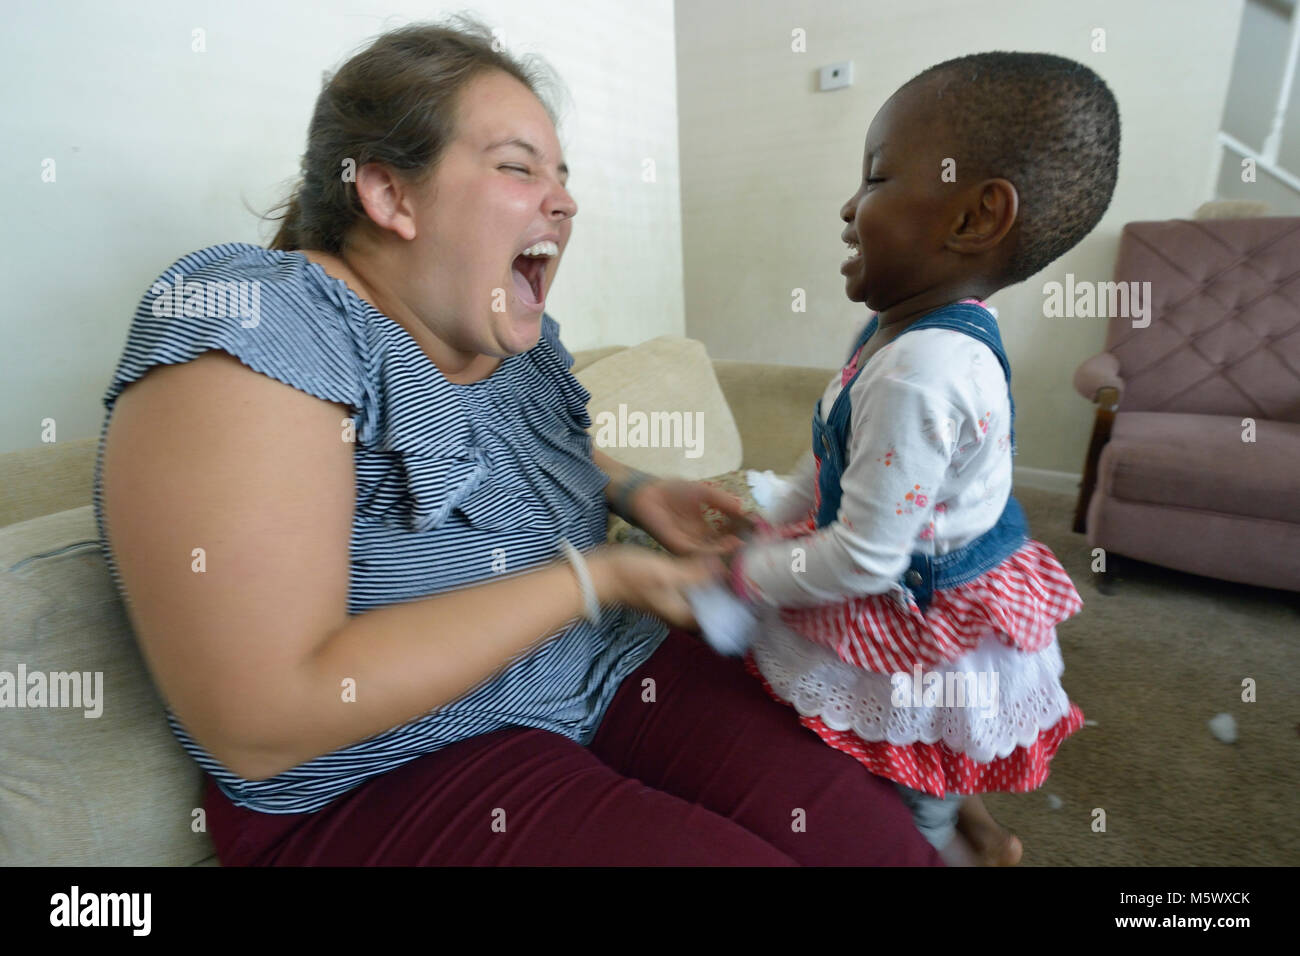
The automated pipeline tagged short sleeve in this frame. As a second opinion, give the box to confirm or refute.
[105,243,369,425]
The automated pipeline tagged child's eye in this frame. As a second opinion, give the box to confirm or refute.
[865,177,886,185]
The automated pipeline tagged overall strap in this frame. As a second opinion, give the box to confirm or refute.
[847,316,879,364]
[814,316,879,485]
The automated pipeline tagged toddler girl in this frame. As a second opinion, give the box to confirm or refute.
[727,51,1120,865]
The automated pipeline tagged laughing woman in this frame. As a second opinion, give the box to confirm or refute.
[95,19,940,865]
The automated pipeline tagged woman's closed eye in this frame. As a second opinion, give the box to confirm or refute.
[500,164,531,176]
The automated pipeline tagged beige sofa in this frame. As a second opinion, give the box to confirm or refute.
[0,336,831,866]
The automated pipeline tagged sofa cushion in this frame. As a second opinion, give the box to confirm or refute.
[1099,412,1300,521]
[575,336,743,480]
[0,506,216,865]
[713,360,834,473]
[570,345,627,374]
[0,438,98,528]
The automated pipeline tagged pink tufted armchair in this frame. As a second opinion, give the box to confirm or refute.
[1072,217,1300,592]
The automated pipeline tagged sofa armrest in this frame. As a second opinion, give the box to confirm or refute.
[1073,351,1124,406]
[712,360,832,473]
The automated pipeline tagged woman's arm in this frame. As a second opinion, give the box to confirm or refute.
[593,448,647,517]
[103,352,715,782]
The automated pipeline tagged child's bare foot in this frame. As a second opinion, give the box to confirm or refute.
[955,795,1023,866]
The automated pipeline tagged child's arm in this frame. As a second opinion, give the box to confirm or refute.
[732,370,963,608]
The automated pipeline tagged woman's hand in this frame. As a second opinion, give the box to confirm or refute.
[589,545,724,629]
[626,478,753,556]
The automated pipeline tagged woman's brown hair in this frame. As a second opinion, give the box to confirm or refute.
[268,17,556,253]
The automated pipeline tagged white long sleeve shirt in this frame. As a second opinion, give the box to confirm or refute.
[739,327,1014,608]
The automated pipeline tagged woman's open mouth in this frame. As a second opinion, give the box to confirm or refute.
[511,240,558,310]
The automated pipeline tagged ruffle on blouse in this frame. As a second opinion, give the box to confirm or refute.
[770,526,1083,675]
[334,278,602,535]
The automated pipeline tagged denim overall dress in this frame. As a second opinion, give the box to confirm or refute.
[813,302,1028,612]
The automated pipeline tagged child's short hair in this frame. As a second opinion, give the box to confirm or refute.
[904,52,1120,285]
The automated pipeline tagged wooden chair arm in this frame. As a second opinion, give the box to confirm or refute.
[1072,386,1120,534]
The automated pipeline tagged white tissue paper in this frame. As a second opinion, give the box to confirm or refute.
[1208,712,1238,744]
[746,469,795,522]
[686,583,758,657]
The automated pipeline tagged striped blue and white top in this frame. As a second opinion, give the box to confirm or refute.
[92,242,668,814]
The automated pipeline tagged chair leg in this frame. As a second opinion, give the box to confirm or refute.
[1094,550,1123,594]
[1072,389,1119,534]
[1095,560,1117,594]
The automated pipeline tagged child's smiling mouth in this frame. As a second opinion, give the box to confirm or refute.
[841,235,862,272]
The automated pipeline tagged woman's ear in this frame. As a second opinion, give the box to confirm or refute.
[947,178,1019,255]
[354,163,419,242]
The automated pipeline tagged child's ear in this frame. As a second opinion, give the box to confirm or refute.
[947,178,1018,255]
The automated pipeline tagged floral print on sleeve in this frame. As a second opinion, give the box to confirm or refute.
[736,372,963,607]
[735,331,1013,609]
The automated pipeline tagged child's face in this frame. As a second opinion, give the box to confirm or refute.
[839,83,964,312]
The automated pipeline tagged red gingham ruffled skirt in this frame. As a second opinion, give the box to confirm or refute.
[746,657,1084,797]
[778,536,1082,674]
[746,518,1085,797]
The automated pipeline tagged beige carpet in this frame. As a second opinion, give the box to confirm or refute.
[982,487,1300,866]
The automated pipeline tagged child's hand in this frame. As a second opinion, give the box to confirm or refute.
[626,478,749,556]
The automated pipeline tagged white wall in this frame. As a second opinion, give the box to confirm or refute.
[676,0,1244,476]
[0,0,684,454]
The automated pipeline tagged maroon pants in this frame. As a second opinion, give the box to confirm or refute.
[204,628,942,866]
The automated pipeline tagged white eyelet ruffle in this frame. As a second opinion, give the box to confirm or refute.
[750,611,1075,764]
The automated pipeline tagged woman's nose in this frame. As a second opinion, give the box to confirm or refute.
[839,196,856,223]
[547,182,578,221]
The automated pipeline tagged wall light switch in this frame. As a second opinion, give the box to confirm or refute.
[819,61,853,91]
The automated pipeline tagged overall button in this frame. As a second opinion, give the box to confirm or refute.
[904,569,923,589]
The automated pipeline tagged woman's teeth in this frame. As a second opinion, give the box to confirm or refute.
[521,240,559,258]
[843,243,862,262]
